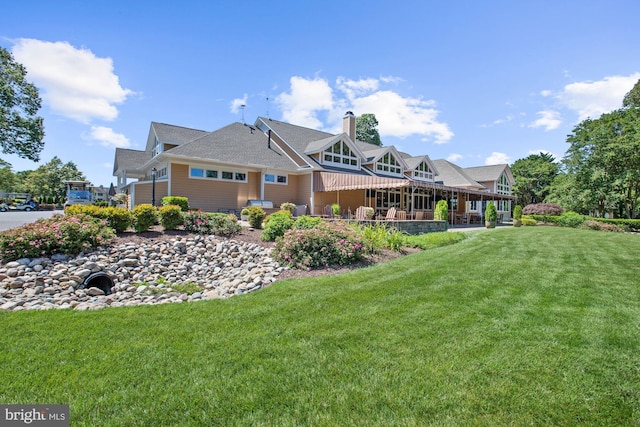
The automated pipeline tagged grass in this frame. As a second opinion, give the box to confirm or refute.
[1,227,639,425]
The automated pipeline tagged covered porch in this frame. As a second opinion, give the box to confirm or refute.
[312,171,516,226]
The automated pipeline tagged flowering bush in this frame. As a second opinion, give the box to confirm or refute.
[0,214,115,262]
[132,204,158,232]
[273,222,364,270]
[159,205,184,230]
[209,213,241,236]
[183,211,214,234]
[261,210,294,241]
[182,211,240,235]
[280,202,295,213]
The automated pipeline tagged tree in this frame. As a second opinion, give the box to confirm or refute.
[623,78,640,108]
[0,164,17,192]
[355,113,382,146]
[22,156,86,203]
[510,152,559,207]
[0,47,45,161]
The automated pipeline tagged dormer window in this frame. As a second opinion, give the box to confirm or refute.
[376,152,402,175]
[497,172,511,194]
[413,161,434,181]
[322,140,359,169]
[152,137,163,157]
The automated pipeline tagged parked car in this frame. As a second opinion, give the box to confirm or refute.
[6,200,38,211]
[0,203,7,212]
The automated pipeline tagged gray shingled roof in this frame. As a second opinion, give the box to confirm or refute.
[164,122,303,171]
[464,164,509,182]
[432,159,486,189]
[152,122,209,144]
[256,117,334,153]
[113,148,150,174]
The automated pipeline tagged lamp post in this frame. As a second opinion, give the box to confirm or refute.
[151,167,157,206]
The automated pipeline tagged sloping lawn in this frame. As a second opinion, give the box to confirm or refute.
[1,227,639,426]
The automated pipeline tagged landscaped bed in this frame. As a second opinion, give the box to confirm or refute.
[1,226,639,425]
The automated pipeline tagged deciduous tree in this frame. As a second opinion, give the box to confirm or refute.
[355,113,382,146]
[0,47,45,161]
[510,152,559,207]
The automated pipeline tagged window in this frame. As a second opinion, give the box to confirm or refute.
[469,200,479,211]
[190,166,246,182]
[376,152,402,175]
[413,161,434,181]
[497,200,510,212]
[497,173,511,194]
[264,173,288,185]
[152,137,163,158]
[322,140,358,169]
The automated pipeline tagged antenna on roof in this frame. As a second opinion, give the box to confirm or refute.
[240,104,246,125]
[266,97,270,119]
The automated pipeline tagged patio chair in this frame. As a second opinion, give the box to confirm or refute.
[323,204,334,218]
[384,207,397,221]
[396,210,407,221]
[354,206,367,220]
[414,211,424,220]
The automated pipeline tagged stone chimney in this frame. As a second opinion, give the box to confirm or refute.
[343,111,356,142]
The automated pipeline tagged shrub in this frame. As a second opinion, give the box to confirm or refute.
[262,210,294,241]
[183,211,213,234]
[580,220,624,232]
[522,203,564,216]
[93,200,108,207]
[485,202,498,222]
[65,204,101,216]
[132,204,158,232]
[112,193,128,206]
[293,215,322,230]
[209,213,241,236]
[385,228,407,252]
[159,205,184,230]
[241,208,249,216]
[246,206,266,229]
[364,207,375,219]
[522,217,537,226]
[434,200,448,222]
[513,205,523,220]
[590,218,638,232]
[162,196,189,212]
[273,222,364,270]
[100,206,132,233]
[0,214,114,262]
[356,223,388,254]
[331,203,341,217]
[556,211,587,228]
[280,202,295,213]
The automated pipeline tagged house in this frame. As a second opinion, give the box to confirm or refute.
[114,112,515,223]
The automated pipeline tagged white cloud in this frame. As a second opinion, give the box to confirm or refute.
[230,94,248,114]
[276,75,454,144]
[540,90,552,97]
[87,126,131,148]
[485,152,510,165]
[556,73,640,121]
[12,38,134,123]
[447,153,463,162]
[103,162,113,169]
[276,76,334,129]
[528,110,562,131]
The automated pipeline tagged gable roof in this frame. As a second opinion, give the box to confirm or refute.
[113,148,149,175]
[432,159,486,190]
[163,122,303,171]
[145,122,210,152]
[403,155,440,176]
[465,164,514,184]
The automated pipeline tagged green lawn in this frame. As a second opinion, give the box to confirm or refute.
[1,227,639,426]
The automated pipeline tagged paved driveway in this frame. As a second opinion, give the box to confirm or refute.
[0,210,61,231]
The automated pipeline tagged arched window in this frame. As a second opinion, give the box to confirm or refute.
[497,173,511,194]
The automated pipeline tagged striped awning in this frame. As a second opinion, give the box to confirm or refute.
[313,171,516,199]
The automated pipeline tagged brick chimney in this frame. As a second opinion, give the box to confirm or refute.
[343,111,356,142]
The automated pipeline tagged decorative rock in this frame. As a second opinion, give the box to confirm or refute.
[86,287,105,296]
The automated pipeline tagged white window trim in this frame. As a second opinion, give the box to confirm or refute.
[321,140,360,170]
[189,166,248,183]
[264,173,288,185]
[375,152,403,176]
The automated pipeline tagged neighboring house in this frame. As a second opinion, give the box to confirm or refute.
[91,185,110,203]
[114,112,515,222]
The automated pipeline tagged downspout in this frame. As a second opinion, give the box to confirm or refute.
[310,172,315,215]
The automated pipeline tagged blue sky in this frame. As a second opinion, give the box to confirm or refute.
[2,0,639,187]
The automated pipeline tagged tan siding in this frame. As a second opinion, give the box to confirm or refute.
[132,181,167,206]
[170,163,254,212]
[296,174,312,208]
